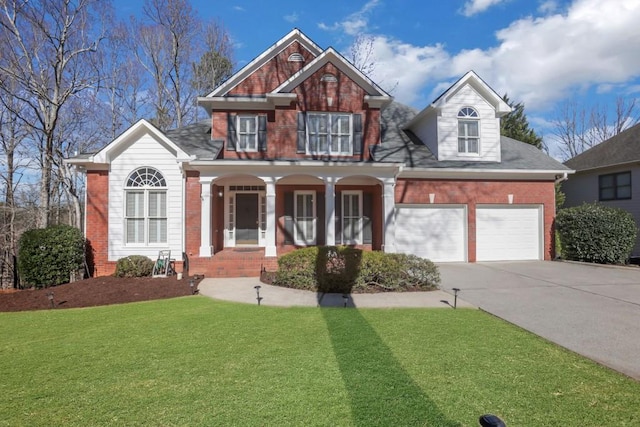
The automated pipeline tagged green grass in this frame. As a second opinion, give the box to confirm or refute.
[1,297,638,426]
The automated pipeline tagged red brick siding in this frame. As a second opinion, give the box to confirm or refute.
[229,41,314,95]
[184,171,201,260]
[85,170,111,276]
[395,179,556,261]
[215,63,380,162]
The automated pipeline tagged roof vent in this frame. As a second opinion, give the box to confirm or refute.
[321,73,338,83]
[288,53,304,62]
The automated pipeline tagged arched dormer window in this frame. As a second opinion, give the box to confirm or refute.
[457,107,479,154]
[288,52,304,62]
[124,167,167,244]
[320,73,338,83]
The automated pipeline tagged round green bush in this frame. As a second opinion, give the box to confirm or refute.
[114,255,155,278]
[556,203,637,264]
[273,246,440,293]
[18,225,85,288]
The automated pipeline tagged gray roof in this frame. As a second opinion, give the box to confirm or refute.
[564,122,640,171]
[165,120,222,160]
[372,102,570,171]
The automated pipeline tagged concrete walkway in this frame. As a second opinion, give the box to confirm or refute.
[198,277,474,309]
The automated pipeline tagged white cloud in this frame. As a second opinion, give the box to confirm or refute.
[461,0,510,17]
[538,0,558,14]
[233,6,245,12]
[284,12,299,23]
[359,0,640,111]
[318,0,381,35]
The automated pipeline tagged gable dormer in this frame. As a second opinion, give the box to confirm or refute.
[405,71,511,162]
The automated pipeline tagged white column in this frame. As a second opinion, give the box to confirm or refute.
[325,178,336,246]
[383,180,396,253]
[199,179,213,257]
[264,179,277,257]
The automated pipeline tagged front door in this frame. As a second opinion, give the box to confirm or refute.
[235,193,259,245]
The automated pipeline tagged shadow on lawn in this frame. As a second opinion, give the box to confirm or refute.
[321,308,460,426]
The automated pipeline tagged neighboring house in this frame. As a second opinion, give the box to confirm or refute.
[66,29,570,277]
[563,123,640,256]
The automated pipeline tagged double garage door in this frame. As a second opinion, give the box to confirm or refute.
[395,205,542,262]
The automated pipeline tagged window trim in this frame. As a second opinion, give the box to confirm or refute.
[599,171,631,201]
[457,107,480,155]
[236,115,259,152]
[124,167,168,246]
[294,190,316,245]
[341,190,363,245]
[306,112,353,156]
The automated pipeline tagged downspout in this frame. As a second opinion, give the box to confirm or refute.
[555,172,568,184]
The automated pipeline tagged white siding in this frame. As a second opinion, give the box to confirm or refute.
[563,166,640,256]
[413,111,439,158]
[108,133,184,261]
[437,85,501,162]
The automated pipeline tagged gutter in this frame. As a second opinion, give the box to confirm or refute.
[555,172,569,184]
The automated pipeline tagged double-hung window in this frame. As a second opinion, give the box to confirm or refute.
[307,113,352,155]
[294,191,316,245]
[125,167,167,245]
[237,115,258,152]
[458,107,480,154]
[599,171,631,201]
[342,191,363,244]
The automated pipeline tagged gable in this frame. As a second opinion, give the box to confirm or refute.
[208,29,322,98]
[229,40,317,96]
[292,62,367,112]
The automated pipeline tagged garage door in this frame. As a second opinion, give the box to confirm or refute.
[395,205,466,262]
[476,206,542,261]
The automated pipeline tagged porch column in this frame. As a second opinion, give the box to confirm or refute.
[264,179,277,257]
[325,178,336,246]
[383,179,396,253]
[199,179,213,257]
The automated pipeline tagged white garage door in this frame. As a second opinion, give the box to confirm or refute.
[476,206,542,261]
[395,205,466,262]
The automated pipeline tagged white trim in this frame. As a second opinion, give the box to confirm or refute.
[206,29,322,98]
[306,112,353,156]
[273,48,392,99]
[294,190,316,245]
[341,190,363,245]
[236,115,259,152]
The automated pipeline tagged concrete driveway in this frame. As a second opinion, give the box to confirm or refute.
[438,261,640,380]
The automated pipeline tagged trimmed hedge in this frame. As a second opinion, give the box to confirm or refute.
[556,203,637,264]
[273,246,440,293]
[18,225,85,289]
[114,255,155,278]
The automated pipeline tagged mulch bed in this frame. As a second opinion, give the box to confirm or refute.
[0,275,204,312]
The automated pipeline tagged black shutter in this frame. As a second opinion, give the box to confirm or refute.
[297,112,306,153]
[227,113,237,151]
[363,192,372,245]
[284,191,294,245]
[258,115,267,151]
[335,191,342,245]
[317,194,325,246]
[353,113,363,156]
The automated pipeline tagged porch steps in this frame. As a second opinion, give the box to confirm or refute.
[188,248,278,278]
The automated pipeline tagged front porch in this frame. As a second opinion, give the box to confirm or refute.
[185,163,400,278]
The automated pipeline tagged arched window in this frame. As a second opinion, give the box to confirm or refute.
[288,53,304,62]
[457,107,479,154]
[124,167,167,244]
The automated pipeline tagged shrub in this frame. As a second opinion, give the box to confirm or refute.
[114,255,155,278]
[18,225,85,289]
[556,203,637,264]
[273,246,440,293]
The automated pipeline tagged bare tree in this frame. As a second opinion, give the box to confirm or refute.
[553,97,640,160]
[0,0,110,227]
[349,34,376,76]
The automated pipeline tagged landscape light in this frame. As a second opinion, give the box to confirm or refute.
[452,288,461,309]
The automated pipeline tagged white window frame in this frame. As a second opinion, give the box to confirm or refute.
[342,191,363,245]
[124,167,167,246]
[306,113,352,156]
[294,191,316,245]
[236,115,259,152]
[457,107,480,155]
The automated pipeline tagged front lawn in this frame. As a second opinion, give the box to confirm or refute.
[0,297,638,426]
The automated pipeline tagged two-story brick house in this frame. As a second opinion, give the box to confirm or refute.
[67,29,571,277]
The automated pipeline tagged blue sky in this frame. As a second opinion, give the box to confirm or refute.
[115,0,640,157]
